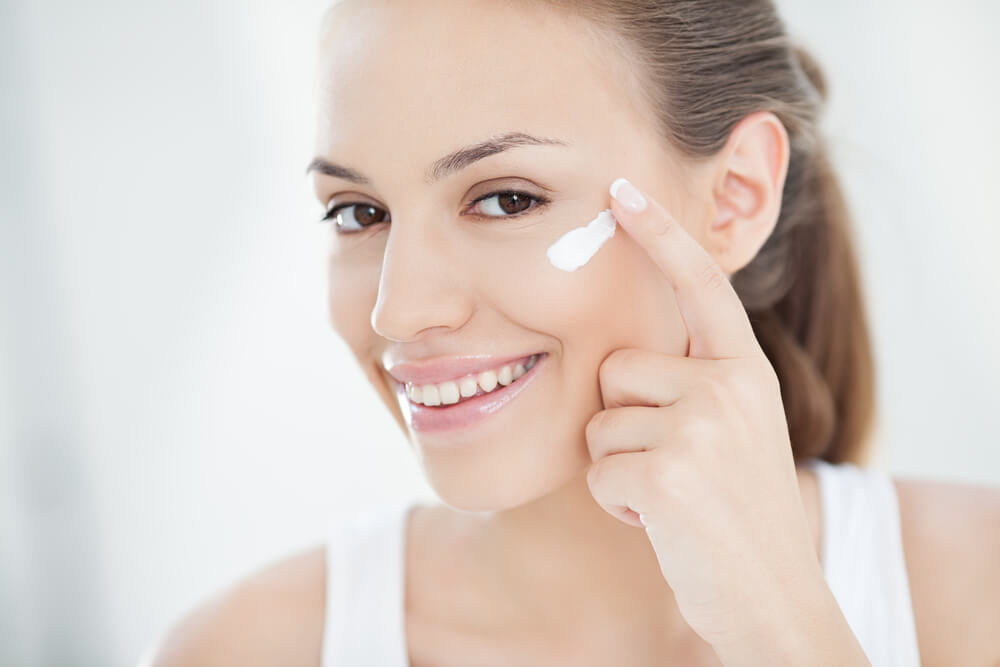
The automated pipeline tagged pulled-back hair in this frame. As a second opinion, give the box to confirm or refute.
[537,0,877,464]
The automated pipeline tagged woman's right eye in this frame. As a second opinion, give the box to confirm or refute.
[321,202,391,234]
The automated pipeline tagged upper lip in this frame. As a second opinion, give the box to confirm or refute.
[384,352,542,386]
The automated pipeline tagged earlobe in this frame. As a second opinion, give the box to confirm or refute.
[706,111,790,273]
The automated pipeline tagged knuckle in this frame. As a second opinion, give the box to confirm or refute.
[676,412,718,445]
[643,448,674,493]
[700,372,730,401]
[585,411,605,446]
[674,415,701,444]
[697,260,728,292]
[645,447,689,499]
[598,354,617,388]
[651,212,679,239]
[700,415,725,444]
[586,459,603,491]
[732,357,777,399]
[731,364,763,399]
[599,349,631,387]
[705,361,762,402]
[609,347,638,367]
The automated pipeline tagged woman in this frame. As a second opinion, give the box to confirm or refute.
[148,0,1000,665]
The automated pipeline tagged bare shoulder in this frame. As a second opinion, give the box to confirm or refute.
[894,476,1000,667]
[140,544,327,667]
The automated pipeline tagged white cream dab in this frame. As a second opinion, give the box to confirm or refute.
[546,209,619,272]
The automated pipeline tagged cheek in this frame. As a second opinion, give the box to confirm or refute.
[475,227,688,359]
[327,250,381,353]
[325,216,688,362]
[596,238,690,355]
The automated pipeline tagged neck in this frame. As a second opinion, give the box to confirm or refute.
[440,462,820,649]
[472,467,691,642]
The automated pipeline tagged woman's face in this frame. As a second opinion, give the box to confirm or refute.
[310,0,711,510]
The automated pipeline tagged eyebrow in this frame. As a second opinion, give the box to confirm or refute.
[304,132,569,185]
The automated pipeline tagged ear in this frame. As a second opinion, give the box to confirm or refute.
[703,111,790,276]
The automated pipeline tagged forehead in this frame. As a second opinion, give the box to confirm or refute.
[312,0,645,164]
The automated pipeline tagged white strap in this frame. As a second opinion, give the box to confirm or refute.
[807,459,921,667]
[321,500,412,667]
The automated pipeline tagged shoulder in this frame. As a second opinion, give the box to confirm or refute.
[893,476,1000,667]
[139,544,327,667]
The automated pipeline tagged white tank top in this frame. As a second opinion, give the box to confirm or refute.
[320,459,922,666]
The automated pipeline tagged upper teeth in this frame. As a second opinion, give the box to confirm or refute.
[406,354,540,407]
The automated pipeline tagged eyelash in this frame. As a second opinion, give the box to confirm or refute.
[319,189,551,233]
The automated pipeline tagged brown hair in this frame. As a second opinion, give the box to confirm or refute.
[537,0,877,465]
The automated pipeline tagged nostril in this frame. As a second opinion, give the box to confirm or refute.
[369,282,475,344]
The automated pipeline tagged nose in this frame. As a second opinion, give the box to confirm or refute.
[370,220,474,342]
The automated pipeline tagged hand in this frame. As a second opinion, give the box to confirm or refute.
[584,178,860,663]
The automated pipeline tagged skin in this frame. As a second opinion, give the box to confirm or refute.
[310,0,853,661]
[143,0,1000,665]
[317,0,707,647]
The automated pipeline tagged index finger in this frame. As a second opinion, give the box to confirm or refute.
[609,177,763,360]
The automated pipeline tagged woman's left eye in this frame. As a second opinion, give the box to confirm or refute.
[468,190,549,219]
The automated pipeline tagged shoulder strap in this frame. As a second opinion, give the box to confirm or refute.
[806,459,922,666]
[321,500,413,667]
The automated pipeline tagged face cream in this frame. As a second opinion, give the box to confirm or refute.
[546,209,619,272]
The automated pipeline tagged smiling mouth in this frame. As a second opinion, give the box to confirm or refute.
[403,353,543,408]
[394,353,548,433]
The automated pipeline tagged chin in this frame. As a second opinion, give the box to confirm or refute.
[416,438,592,515]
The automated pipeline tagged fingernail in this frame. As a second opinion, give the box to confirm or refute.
[610,177,647,213]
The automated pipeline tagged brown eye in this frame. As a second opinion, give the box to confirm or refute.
[322,203,390,233]
[471,190,547,218]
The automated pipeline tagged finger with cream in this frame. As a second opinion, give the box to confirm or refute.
[546,209,619,272]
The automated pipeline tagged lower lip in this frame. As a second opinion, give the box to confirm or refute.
[396,353,548,433]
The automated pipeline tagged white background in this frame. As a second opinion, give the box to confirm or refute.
[1,1,997,665]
